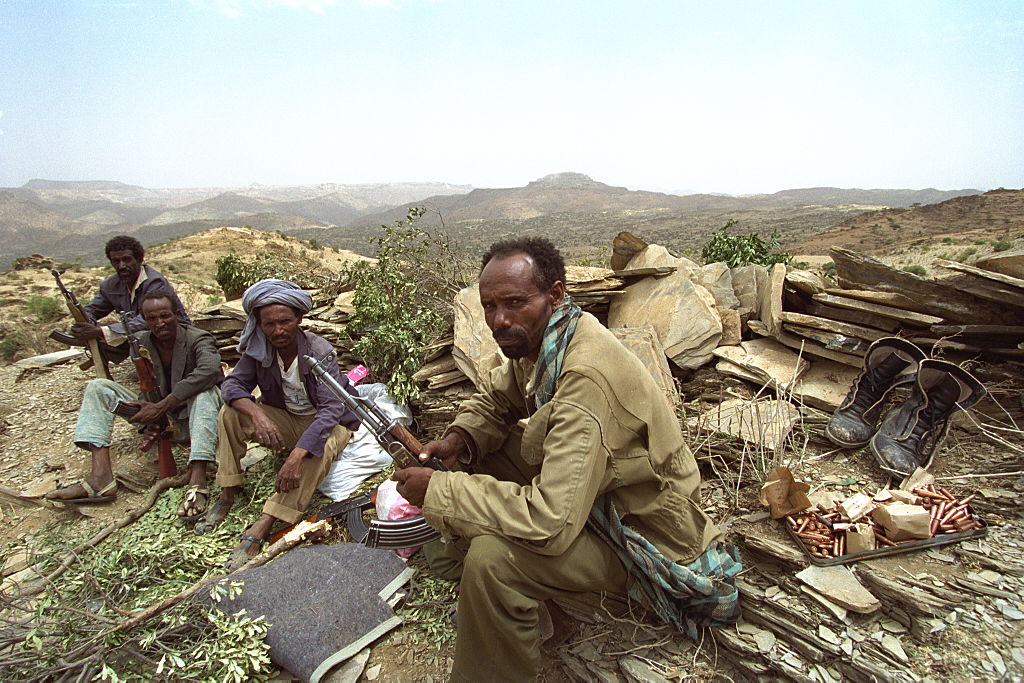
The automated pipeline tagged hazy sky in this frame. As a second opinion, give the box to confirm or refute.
[1,0,1022,193]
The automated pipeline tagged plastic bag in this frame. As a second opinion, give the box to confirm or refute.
[316,383,411,502]
[375,478,424,558]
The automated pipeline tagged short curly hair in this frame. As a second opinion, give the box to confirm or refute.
[104,235,144,260]
[481,237,566,291]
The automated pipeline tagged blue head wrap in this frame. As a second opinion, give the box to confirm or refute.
[238,279,313,367]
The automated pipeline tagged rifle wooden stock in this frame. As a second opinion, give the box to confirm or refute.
[51,269,112,380]
[119,311,177,479]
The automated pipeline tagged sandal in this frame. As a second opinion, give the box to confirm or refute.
[194,496,234,535]
[177,485,209,523]
[225,533,265,572]
[44,479,117,505]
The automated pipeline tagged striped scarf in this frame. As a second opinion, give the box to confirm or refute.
[587,495,742,639]
[533,297,583,410]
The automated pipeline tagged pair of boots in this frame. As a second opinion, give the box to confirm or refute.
[825,337,987,477]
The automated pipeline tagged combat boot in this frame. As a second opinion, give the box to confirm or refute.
[869,359,987,476]
[825,337,926,448]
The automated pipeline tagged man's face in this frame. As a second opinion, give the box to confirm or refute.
[479,253,564,361]
[109,249,142,282]
[259,304,301,351]
[141,297,177,344]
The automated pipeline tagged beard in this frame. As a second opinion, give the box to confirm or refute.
[493,329,531,359]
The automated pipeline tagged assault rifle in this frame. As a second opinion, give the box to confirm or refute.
[305,353,447,549]
[114,311,177,479]
[50,269,112,380]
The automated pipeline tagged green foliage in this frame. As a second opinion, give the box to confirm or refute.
[902,264,928,276]
[992,240,1013,252]
[307,238,321,250]
[941,237,954,244]
[397,555,458,649]
[215,250,321,300]
[24,295,63,320]
[957,247,978,261]
[974,239,987,245]
[2,458,282,681]
[700,220,791,268]
[0,336,17,360]
[343,208,466,403]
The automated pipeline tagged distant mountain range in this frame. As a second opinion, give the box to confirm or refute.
[0,173,983,268]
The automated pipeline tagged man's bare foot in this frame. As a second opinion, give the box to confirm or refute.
[45,476,117,504]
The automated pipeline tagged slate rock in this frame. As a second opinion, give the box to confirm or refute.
[795,565,881,614]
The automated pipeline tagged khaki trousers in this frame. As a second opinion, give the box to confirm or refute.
[433,429,629,682]
[215,404,352,524]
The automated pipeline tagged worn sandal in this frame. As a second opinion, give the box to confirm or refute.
[44,479,117,505]
[177,486,209,523]
[194,496,234,535]
[225,533,265,572]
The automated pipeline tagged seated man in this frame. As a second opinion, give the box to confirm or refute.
[393,237,741,681]
[198,279,360,570]
[47,290,223,520]
[51,235,190,354]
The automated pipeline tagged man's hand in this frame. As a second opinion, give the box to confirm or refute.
[417,430,470,470]
[71,322,104,341]
[127,400,167,425]
[250,409,286,451]
[392,467,434,507]
[276,448,307,493]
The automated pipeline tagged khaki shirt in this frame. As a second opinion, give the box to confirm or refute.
[423,313,720,564]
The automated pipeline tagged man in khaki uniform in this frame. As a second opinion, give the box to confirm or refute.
[394,238,738,682]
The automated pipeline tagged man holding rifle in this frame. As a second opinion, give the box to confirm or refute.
[198,279,360,571]
[46,290,223,520]
[50,235,190,355]
[392,237,741,682]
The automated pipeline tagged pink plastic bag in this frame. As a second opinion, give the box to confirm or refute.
[375,479,424,558]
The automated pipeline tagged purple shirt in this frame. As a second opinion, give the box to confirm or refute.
[221,330,359,457]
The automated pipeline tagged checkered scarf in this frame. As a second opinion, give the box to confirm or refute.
[533,297,583,410]
[588,495,742,639]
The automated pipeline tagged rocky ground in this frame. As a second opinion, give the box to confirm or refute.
[1,350,1022,681]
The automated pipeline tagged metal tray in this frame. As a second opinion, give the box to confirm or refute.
[784,511,988,566]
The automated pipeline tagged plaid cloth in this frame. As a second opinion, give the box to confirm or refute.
[588,495,742,639]
[533,297,582,410]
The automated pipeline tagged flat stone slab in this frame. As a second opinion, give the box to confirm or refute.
[749,320,864,368]
[698,397,800,450]
[791,359,860,412]
[755,263,787,337]
[14,349,84,368]
[795,565,881,614]
[812,293,943,327]
[975,249,1024,279]
[780,311,888,342]
[786,269,829,295]
[712,337,809,390]
[783,323,870,355]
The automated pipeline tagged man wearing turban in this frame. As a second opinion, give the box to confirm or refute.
[196,279,361,569]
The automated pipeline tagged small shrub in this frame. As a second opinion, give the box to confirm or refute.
[902,265,928,277]
[974,239,987,245]
[0,337,17,360]
[24,296,63,321]
[957,247,978,261]
[700,220,791,268]
[163,263,177,273]
[941,237,954,244]
[343,208,468,403]
[215,251,321,300]
[307,238,321,250]
[992,240,1013,252]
